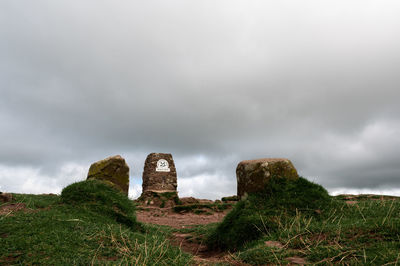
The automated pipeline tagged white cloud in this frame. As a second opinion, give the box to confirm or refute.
[178,173,236,200]
[322,119,400,163]
[330,188,400,197]
[0,161,144,199]
[128,183,142,200]
[0,163,87,194]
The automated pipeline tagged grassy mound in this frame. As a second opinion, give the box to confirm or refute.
[206,176,340,250]
[1,192,192,264]
[61,179,140,230]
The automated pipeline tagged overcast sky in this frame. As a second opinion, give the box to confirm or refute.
[1,1,400,199]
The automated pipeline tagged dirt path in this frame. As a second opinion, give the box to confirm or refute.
[136,207,247,265]
[136,207,228,229]
[170,232,246,265]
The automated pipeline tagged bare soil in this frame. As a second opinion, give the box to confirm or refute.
[136,206,229,229]
[136,205,246,265]
[169,232,246,265]
[0,203,29,216]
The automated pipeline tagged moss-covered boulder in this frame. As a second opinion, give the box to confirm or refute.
[87,155,129,195]
[236,158,299,198]
[207,176,336,250]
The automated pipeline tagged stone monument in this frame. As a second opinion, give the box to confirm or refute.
[139,153,179,206]
[87,155,130,195]
[142,153,177,193]
[236,158,299,199]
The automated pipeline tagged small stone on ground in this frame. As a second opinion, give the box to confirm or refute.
[265,241,284,249]
[286,256,307,265]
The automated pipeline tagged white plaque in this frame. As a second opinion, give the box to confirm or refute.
[156,159,170,172]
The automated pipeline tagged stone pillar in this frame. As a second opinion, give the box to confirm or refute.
[236,158,299,199]
[142,153,177,193]
[139,153,179,207]
[87,155,130,195]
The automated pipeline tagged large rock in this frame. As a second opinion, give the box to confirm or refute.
[87,155,129,195]
[236,158,299,198]
[141,153,177,193]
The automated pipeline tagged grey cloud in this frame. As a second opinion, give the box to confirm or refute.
[1,1,400,197]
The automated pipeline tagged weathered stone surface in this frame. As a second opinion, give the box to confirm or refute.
[236,158,299,198]
[0,192,13,203]
[141,153,177,193]
[87,155,129,195]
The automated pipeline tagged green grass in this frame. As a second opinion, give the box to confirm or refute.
[11,193,60,209]
[235,198,400,265]
[61,179,141,230]
[0,180,192,265]
[2,177,400,265]
[206,176,338,250]
[199,176,400,264]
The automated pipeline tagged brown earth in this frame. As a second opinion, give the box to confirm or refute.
[0,203,30,216]
[170,231,247,265]
[136,206,229,229]
[136,204,309,265]
[136,204,246,265]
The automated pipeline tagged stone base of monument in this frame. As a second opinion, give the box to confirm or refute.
[137,190,180,208]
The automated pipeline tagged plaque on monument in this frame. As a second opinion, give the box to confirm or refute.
[156,159,170,172]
